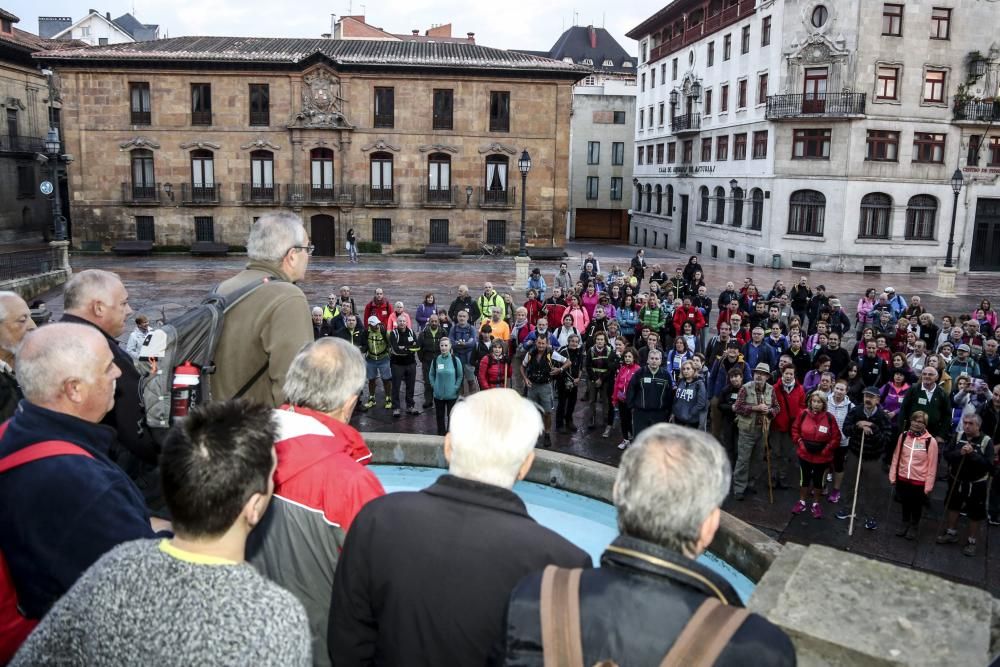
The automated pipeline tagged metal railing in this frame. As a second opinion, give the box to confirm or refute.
[191,110,212,126]
[130,110,151,125]
[478,186,516,208]
[420,186,458,206]
[285,183,358,205]
[239,183,280,203]
[121,182,161,204]
[0,135,45,153]
[0,246,62,281]
[671,113,701,134]
[181,183,221,204]
[361,185,399,206]
[649,0,756,61]
[249,111,270,126]
[954,100,1000,123]
[766,92,866,119]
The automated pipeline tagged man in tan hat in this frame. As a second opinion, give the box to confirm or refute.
[827,297,851,337]
[731,363,780,500]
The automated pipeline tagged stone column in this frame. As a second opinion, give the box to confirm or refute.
[936,265,958,297]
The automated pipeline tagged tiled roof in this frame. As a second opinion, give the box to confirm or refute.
[0,8,19,22]
[0,26,84,53]
[35,36,589,75]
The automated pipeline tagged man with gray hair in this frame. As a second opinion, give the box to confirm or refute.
[62,269,161,510]
[247,338,384,665]
[498,424,795,665]
[0,291,36,421]
[329,389,589,666]
[0,324,156,641]
[214,212,313,406]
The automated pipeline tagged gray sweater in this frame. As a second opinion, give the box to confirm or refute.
[12,539,311,666]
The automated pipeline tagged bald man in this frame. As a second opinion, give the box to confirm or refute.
[0,323,155,625]
[0,291,36,421]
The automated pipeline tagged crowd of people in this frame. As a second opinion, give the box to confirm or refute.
[0,214,797,665]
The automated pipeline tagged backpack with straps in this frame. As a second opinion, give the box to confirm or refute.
[538,565,749,667]
[138,277,281,443]
[0,441,94,664]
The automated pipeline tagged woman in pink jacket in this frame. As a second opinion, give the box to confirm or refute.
[791,391,842,519]
[889,411,938,540]
[565,295,590,332]
[612,347,640,451]
[580,283,601,319]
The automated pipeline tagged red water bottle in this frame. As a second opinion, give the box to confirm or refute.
[171,361,201,419]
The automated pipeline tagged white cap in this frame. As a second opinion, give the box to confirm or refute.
[367,315,380,326]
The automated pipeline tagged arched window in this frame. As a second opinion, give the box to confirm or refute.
[428,153,451,203]
[713,186,726,224]
[699,186,709,221]
[311,148,335,199]
[859,192,892,239]
[666,185,674,216]
[788,190,826,236]
[655,185,663,214]
[370,151,394,203]
[635,182,644,211]
[190,149,215,202]
[645,184,653,212]
[130,148,155,200]
[750,188,764,230]
[905,195,937,240]
[484,155,509,205]
[732,187,744,227]
[250,149,273,201]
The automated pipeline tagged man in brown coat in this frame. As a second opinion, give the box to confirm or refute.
[214,213,314,407]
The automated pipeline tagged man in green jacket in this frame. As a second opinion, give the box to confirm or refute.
[898,366,952,444]
[214,213,313,407]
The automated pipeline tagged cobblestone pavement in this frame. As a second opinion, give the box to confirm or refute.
[35,243,1000,595]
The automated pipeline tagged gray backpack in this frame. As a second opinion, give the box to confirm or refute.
[139,277,280,442]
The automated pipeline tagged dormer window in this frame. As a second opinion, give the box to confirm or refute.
[1,19,12,34]
[622,61,633,68]
[582,58,593,66]
[563,57,574,63]
[603,59,614,67]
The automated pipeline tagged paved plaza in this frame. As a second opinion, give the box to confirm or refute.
[35,241,1000,596]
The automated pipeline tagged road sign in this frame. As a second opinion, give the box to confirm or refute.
[39,181,54,196]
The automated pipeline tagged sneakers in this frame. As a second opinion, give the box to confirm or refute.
[936,530,959,544]
[828,489,841,504]
[364,397,376,410]
[835,508,852,520]
[617,439,630,450]
[810,502,823,519]
[392,409,401,418]
[384,398,393,410]
[963,539,978,557]
[990,515,1000,526]
[406,407,421,415]
[792,500,807,514]
[422,401,433,409]
[602,426,612,438]
[864,517,878,531]
[825,472,833,484]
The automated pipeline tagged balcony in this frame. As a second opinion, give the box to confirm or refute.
[249,111,270,127]
[191,111,212,126]
[121,182,162,205]
[285,184,358,206]
[953,100,1000,124]
[766,92,866,120]
[478,186,516,209]
[420,186,459,207]
[239,183,281,204]
[648,0,756,62]
[130,110,151,125]
[0,135,45,154]
[361,185,399,207]
[181,183,222,205]
[671,113,701,135]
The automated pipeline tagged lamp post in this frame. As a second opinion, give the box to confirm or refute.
[945,168,964,268]
[44,127,67,241]
[517,149,531,257]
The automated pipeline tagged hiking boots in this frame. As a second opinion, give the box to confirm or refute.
[792,500,807,514]
[810,502,823,519]
[936,530,959,544]
[406,407,421,416]
[828,489,841,504]
[602,426,612,438]
[617,439,630,450]
[963,539,978,557]
[364,397,377,410]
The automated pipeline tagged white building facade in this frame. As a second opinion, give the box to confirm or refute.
[628,0,1000,274]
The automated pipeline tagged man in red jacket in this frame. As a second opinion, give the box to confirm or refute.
[247,337,385,665]
[364,288,392,327]
[672,297,707,335]
[771,366,806,489]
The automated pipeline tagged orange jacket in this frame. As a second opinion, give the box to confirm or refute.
[889,431,939,494]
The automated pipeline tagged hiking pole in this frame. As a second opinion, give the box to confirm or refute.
[763,416,774,505]
[848,430,866,537]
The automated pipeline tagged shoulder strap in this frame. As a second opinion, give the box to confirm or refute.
[539,565,584,667]
[660,598,750,667]
[0,441,93,475]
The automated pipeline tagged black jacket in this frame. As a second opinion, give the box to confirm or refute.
[448,296,480,323]
[0,364,22,423]
[496,535,795,667]
[843,404,892,459]
[626,366,673,413]
[943,433,995,481]
[328,474,590,667]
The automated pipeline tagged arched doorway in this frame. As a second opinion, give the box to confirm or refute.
[311,214,336,257]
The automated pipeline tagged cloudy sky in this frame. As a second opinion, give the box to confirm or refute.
[6,0,663,53]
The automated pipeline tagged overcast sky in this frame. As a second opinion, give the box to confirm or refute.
[5,0,664,53]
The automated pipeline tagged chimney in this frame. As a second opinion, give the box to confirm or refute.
[588,25,597,49]
[89,8,98,15]
[412,29,419,35]
[467,32,475,43]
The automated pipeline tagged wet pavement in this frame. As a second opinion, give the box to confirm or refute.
[34,242,1000,595]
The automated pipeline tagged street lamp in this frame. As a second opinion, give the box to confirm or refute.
[44,127,67,241]
[517,149,531,257]
[669,89,679,106]
[944,168,964,268]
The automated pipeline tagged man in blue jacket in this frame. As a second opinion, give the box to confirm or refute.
[448,309,478,395]
[0,323,157,621]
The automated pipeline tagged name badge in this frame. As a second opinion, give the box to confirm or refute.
[437,364,445,370]
[731,393,739,401]
[918,398,928,405]
[818,426,829,434]
[644,377,652,384]
[688,313,694,318]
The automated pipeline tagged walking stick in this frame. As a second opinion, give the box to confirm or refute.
[763,416,774,505]
[848,430,866,537]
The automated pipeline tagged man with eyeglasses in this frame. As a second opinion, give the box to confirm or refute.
[214,212,314,407]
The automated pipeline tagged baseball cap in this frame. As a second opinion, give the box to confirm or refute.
[957,343,972,352]
[727,340,740,349]
[829,298,841,308]
[863,386,880,397]
[885,287,896,293]
[367,316,380,326]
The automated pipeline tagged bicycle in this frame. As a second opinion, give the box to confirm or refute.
[478,242,505,259]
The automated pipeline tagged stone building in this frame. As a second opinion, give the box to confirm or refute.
[628,0,1000,274]
[36,36,584,254]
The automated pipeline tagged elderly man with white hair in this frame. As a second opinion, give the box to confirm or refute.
[0,291,36,421]
[498,424,795,665]
[213,212,313,406]
[247,338,384,666]
[0,323,156,660]
[328,389,589,667]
